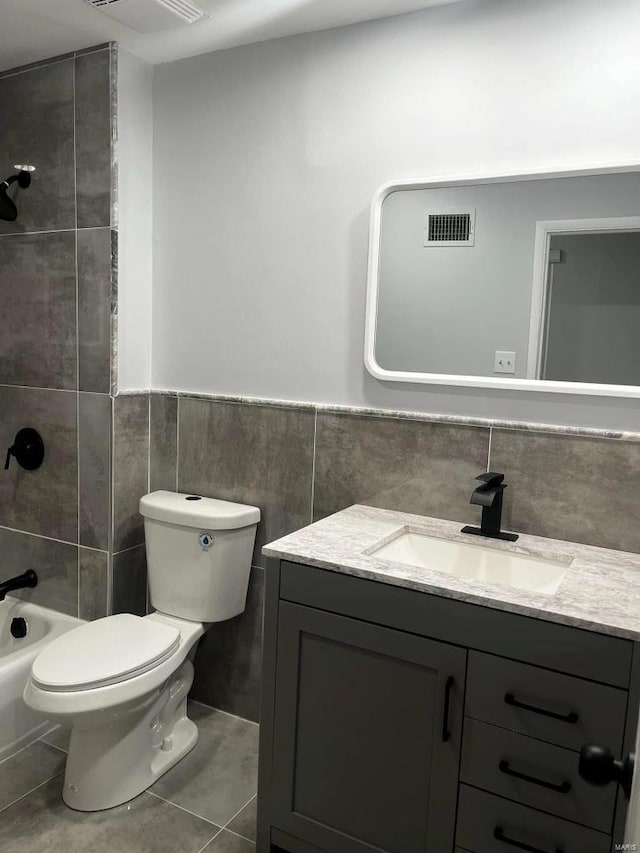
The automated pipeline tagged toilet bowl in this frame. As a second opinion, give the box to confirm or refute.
[24,491,260,812]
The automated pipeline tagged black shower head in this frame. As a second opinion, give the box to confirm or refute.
[0,167,34,222]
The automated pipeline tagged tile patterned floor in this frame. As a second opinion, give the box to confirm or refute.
[0,701,258,853]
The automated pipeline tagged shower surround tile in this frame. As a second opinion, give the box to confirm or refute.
[75,48,113,229]
[490,429,640,554]
[177,398,315,568]
[0,44,118,624]
[0,232,77,390]
[313,412,489,524]
[78,228,113,394]
[0,58,75,234]
[0,527,78,616]
[0,386,77,542]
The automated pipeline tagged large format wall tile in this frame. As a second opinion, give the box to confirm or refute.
[0,387,77,542]
[192,567,264,722]
[79,547,108,620]
[490,429,640,553]
[79,392,111,550]
[0,527,78,615]
[0,59,75,234]
[113,395,149,551]
[78,228,113,393]
[75,48,113,228]
[178,399,315,567]
[150,394,178,492]
[0,232,76,389]
[112,545,147,617]
[313,413,489,524]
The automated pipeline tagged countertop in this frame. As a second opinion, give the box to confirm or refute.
[262,505,640,641]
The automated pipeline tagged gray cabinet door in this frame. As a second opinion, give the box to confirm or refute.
[271,601,467,853]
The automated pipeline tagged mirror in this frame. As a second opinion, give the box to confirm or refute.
[365,168,640,396]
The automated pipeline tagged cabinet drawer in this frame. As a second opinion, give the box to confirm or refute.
[466,651,627,752]
[456,785,611,853]
[460,719,616,832]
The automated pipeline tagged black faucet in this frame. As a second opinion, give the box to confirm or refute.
[461,472,518,542]
[0,569,38,602]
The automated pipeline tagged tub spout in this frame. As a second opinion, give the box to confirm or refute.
[0,569,38,601]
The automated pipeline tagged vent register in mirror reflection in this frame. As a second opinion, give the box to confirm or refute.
[366,167,640,395]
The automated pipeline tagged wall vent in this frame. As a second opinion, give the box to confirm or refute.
[84,0,207,32]
[424,210,476,247]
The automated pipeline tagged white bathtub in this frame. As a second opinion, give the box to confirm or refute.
[0,596,83,761]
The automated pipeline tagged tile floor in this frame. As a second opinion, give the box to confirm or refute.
[0,701,258,853]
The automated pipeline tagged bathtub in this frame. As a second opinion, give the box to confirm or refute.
[0,596,83,761]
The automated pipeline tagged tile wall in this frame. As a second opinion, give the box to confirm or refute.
[150,393,640,722]
[0,46,150,620]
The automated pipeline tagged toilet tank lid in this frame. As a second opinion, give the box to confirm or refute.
[139,491,260,530]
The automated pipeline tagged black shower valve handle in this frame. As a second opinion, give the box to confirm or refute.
[4,428,45,472]
[4,444,14,470]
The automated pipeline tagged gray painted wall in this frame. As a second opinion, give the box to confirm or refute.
[152,0,640,431]
[375,175,640,378]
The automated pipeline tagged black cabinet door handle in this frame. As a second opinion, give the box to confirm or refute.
[442,675,454,742]
[504,692,579,724]
[499,760,572,793]
[494,826,564,853]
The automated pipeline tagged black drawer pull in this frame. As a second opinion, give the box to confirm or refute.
[499,760,572,793]
[442,676,454,742]
[494,826,563,853]
[504,692,579,724]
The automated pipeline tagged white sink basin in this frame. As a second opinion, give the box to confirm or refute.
[369,530,570,595]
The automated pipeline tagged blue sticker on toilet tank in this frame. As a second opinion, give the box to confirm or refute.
[198,532,214,551]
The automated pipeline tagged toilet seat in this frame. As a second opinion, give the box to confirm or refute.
[31,614,181,692]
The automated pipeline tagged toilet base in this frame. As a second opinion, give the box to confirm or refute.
[63,659,197,811]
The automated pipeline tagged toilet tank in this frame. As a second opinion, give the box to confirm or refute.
[139,491,260,622]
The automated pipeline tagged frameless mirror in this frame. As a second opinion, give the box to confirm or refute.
[365,168,640,396]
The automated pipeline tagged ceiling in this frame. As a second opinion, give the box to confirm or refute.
[0,0,462,72]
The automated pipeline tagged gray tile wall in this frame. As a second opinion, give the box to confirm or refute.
[149,393,640,723]
[0,46,119,621]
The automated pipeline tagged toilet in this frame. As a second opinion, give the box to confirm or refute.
[23,490,260,812]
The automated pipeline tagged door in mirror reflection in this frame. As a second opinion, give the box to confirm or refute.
[541,231,640,386]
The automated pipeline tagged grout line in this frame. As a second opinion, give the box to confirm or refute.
[221,794,256,830]
[220,793,257,841]
[0,772,64,816]
[112,542,145,557]
[309,409,317,524]
[38,737,68,756]
[0,227,76,238]
[224,827,256,845]
[188,699,260,728]
[0,383,76,393]
[194,829,224,853]
[0,523,106,552]
[146,790,222,829]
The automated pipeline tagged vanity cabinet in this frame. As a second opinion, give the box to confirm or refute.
[258,561,639,853]
[270,602,466,853]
